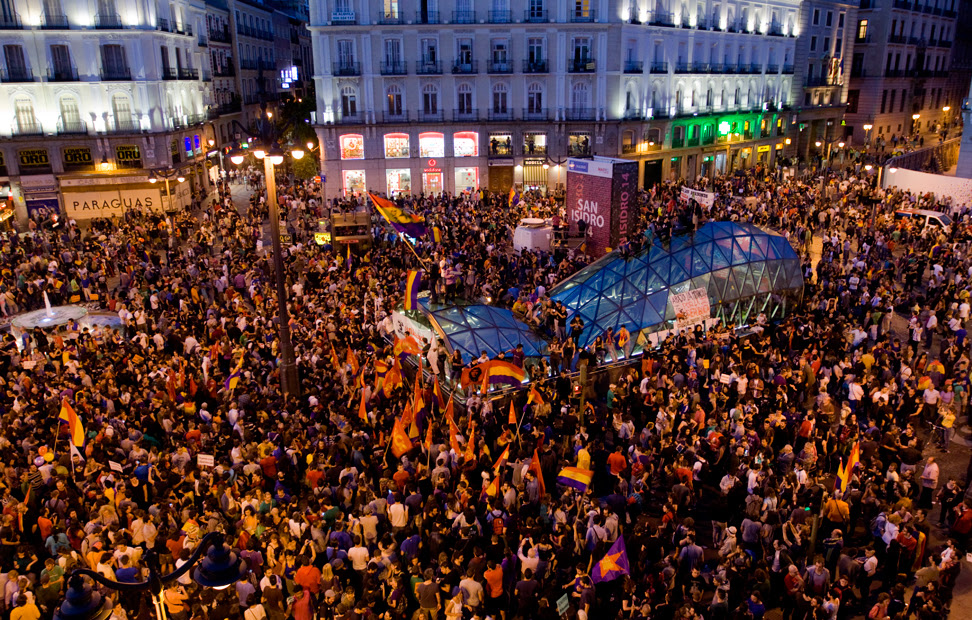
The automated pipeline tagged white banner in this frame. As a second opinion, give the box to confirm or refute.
[63,188,162,219]
[679,187,717,207]
[671,288,711,332]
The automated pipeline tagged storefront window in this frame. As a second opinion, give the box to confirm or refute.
[184,137,193,159]
[386,169,411,195]
[343,170,366,196]
[568,133,591,157]
[523,133,547,155]
[453,132,478,157]
[384,133,410,158]
[340,134,365,160]
[418,132,444,158]
[455,167,479,192]
[488,133,512,156]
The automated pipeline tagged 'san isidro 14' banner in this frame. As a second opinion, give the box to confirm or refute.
[566,157,639,257]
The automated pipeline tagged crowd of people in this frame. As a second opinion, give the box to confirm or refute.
[0,157,967,620]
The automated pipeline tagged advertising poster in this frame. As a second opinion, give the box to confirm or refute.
[612,161,638,247]
[566,158,613,257]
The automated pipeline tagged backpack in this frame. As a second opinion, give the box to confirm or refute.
[869,512,887,538]
[491,512,506,536]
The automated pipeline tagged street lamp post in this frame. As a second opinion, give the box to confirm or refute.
[147,168,186,213]
[54,532,245,620]
[863,123,873,145]
[227,106,301,396]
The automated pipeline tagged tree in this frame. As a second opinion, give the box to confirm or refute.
[292,153,319,180]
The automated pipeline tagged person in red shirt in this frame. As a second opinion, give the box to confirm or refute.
[259,454,277,479]
[607,446,627,477]
[293,556,321,595]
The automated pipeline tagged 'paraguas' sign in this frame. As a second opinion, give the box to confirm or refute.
[64,187,162,218]
[679,187,717,207]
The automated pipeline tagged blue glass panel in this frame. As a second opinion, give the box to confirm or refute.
[735,265,755,297]
[746,235,765,260]
[643,291,667,325]
[648,243,669,262]
[625,266,647,294]
[668,259,690,285]
[707,273,724,302]
[710,242,731,271]
[670,280,691,295]
[693,226,714,240]
[753,235,771,260]
[645,267,667,293]
[671,249,693,278]
[691,248,710,276]
[715,237,735,260]
[731,238,750,266]
[649,255,671,284]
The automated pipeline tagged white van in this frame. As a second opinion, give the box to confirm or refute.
[893,208,952,235]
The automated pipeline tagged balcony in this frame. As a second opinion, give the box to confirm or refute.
[380,61,407,75]
[944,8,956,16]
[522,108,548,121]
[524,10,548,22]
[909,36,923,45]
[0,12,23,29]
[418,110,444,122]
[417,60,442,74]
[174,23,194,36]
[488,109,514,121]
[214,61,235,77]
[331,11,357,24]
[568,58,596,72]
[766,64,779,73]
[939,40,952,48]
[108,119,141,133]
[488,10,512,23]
[41,13,70,29]
[157,17,170,31]
[377,13,404,24]
[922,3,933,12]
[650,11,675,26]
[95,12,124,29]
[933,5,942,13]
[749,63,763,73]
[889,34,906,43]
[337,114,363,125]
[415,11,440,23]
[804,77,838,87]
[650,61,669,72]
[333,62,361,76]
[452,10,476,23]
[782,64,794,74]
[768,22,784,36]
[382,111,410,123]
[894,0,911,8]
[452,60,478,74]
[488,60,513,74]
[217,101,242,114]
[162,67,178,80]
[623,109,644,120]
[209,25,230,42]
[454,109,479,121]
[523,59,547,73]
[48,67,79,82]
[57,118,87,135]
[565,107,595,121]
[1,67,34,83]
[885,69,904,77]
[11,122,43,136]
[570,10,596,22]
[179,67,199,80]
[101,67,132,80]
[624,60,644,73]
[692,62,710,73]
[202,71,212,81]
[674,61,691,73]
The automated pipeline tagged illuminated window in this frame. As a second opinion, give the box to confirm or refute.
[419,132,444,157]
[453,131,478,157]
[384,133,410,158]
[857,19,868,41]
[455,167,479,191]
[386,169,411,195]
[343,170,365,196]
[340,134,364,160]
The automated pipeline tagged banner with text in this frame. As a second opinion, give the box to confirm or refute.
[679,187,717,208]
[63,187,162,219]
[670,287,712,332]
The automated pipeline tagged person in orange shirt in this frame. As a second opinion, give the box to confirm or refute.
[483,559,505,620]
[607,446,627,476]
[294,556,321,595]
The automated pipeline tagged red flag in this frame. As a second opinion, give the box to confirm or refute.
[347,349,360,375]
[358,388,368,423]
[508,401,517,425]
[330,344,342,372]
[464,423,476,462]
[529,448,546,499]
[528,385,545,406]
[166,369,176,402]
[189,376,198,397]
[432,376,446,410]
[389,418,413,457]
[424,421,434,452]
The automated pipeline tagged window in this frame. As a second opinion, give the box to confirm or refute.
[572,37,591,63]
[453,131,478,156]
[857,19,867,41]
[901,89,907,112]
[343,170,366,196]
[422,84,438,114]
[341,86,357,117]
[823,37,830,52]
[527,82,543,113]
[59,96,80,125]
[386,85,403,116]
[337,40,354,66]
[384,133,409,158]
[101,43,127,74]
[111,93,132,125]
[3,45,27,77]
[457,83,473,114]
[880,89,888,114]
[384,39,402,64]
[492,83,508,113]
[810,36,817,52]
[889,90,896,113]
[51,44,72,78]
[523,132,546,155]
[489,132,512,155]
[812,9,819,25]
[13,97,37,133]
[571,81,589,109]
[386,169,411,195]
[568,133,591,156]
[457,38,472,65]
[419,132,444,157]
[528,0,544,19]
[826,11,832,27]
[528,38,544,64]
[340,134,364,160]
[835,38,842,56]
[421,38,437,63]
[491,40,509,65]
[838,12,845,28]
[383,0,399,18]
[574,0,590,18]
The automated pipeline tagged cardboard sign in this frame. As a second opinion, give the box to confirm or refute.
[679,186,717,207]
[557,594,569,615]
[671,288,711,332]
[197,454,215,467]
[108,460,124,472]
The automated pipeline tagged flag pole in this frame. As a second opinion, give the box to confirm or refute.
[397,232,429,268]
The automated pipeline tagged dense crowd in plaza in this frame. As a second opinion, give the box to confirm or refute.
[0,156,968,620]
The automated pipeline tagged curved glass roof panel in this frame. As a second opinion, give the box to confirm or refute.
[424,303,548,364]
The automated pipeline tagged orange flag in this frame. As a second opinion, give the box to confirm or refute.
[432,376,446,410]
[358,388,368,423]
[529,448,545,498]
[347,349,360,375]
[528,385,545,406]
[330,344,342,372]
[401,401,414,427]
[390,418,413,457]
[508,400,517,425]
[448,417,462,456]
[424,421,434,452]
[464,423,476,462]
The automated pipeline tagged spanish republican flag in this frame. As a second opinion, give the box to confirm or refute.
[492,445,510,473]
[485,361,526,388]
[368,192,428,238]
[432,376,446,411]
[528,385,545,406]
[404,270,424,311]
[393,334,422,359]
[390,418,413,457]
[557,467,594,493]
[59,399,85,448]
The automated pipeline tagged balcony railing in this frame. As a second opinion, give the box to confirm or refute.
[217,101,242,114]
[524,10,547,22]
[488,10,512,23]
[674,61,691,73]
[939,40,952,48]
[12,122,43,136]
[179,67,199,80]
[889,34,906,43]
[623,109,644,120]
[333,62,361,76]
[101,67,132,80]
[331,11,357,24]
[337,114,363,125]
[488,60,513,73]
[570,10,596,22]
[749,63,763,73]
[41,13,70,29]
[452,60,477,74]
[565,107,595,121]
[650,61,669,72]
[522,108,548,121]
[0,13,23,29]
[488,109,514,121]
[805,77,839,87]
[57,118,87,135]
[418,110,444,122]
[48,67,79,82]
[649,11,675,26]
[162,67,178,80]
[377,12,404,24]
[380,61,408,75]
[568,58,595,72]
[766,64,779,73]
[108,119,141,133]
[415,11,440,23]
[523,59,547,73]
[416,60,442,74]
[782,64,794,73]
[95,13,124,28]
[214,61,235,77]
[624,60,644,73]
[768,22,784,36]
[452,10,476,23]
[198,35,208,47]
[157,17,170,31]
[209,25,231,42]
[382,111,410,123]
[1,67,34,83]
[454,109,479,121]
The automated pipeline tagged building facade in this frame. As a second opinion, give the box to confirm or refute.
[0,0,219,224]
[843,0,960,146]
[310,0,801,199]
